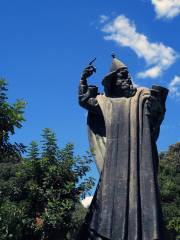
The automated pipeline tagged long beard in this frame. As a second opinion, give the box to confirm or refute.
[113,82,135,97]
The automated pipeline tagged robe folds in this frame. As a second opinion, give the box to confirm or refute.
[84,88,165,240]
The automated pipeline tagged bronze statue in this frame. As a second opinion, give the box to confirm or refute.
[78,55,168,240]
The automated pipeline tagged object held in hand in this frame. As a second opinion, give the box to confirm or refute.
[81,57,96,79]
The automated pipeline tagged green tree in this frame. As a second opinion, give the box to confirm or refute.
[41,128,58,163]
[67,202,88,239]
[159,142,180,240]
[0,127,94,240]
[0,79,26,163]
[28,141,39,160]
[0,79,93,240]
[0,79,26,240]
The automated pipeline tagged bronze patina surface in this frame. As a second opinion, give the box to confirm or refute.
[78,55,168,240]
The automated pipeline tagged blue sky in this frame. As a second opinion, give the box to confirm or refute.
[0,0,180,184]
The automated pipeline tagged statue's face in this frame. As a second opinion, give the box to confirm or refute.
[112,68,133,97]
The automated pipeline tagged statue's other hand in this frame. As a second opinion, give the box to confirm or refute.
[81,66,95,79]
[145,92,161,115]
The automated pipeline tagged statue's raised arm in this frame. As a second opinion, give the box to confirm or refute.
[78,61,101,114]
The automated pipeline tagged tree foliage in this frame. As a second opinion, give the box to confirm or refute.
[159,142,180,240]
[0,79,26,163]
[0,129,94,239]
[0,79,94,239]
[12,130,94,239]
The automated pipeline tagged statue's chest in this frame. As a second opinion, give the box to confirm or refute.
[100,97,131,139]
[104,97,130,124]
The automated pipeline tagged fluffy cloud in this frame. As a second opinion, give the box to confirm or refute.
[169,75,180,97]
[81,196,93,208]
[101,15,177,79]
[138,66,162,79]
[151,0,180,19]
[100,15,109,23]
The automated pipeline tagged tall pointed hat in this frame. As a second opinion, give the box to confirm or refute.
[102,54,128,86]
[110,53,127,72]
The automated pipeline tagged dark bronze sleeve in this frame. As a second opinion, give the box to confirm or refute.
[78,78,101,114]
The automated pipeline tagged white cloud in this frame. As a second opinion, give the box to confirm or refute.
[138,66,162,78]
[100,15,109,23]
[81,196,93,208]
[169,75,180,97]
[101,15,177,79]
[151,0,180,19]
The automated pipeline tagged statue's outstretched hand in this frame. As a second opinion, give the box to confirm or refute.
[81,66,96,79]
[145,90,161,115]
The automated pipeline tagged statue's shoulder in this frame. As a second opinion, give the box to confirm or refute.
[96,93,106,101]
[96,93,110,106]
[136,87,148,91]
[137,85,168,94]
[136,86,168,103]
[136,87,151,95]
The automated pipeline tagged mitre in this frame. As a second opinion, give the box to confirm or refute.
[102,54,128,86]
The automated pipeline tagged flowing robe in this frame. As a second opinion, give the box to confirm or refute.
[78,84,168,240]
